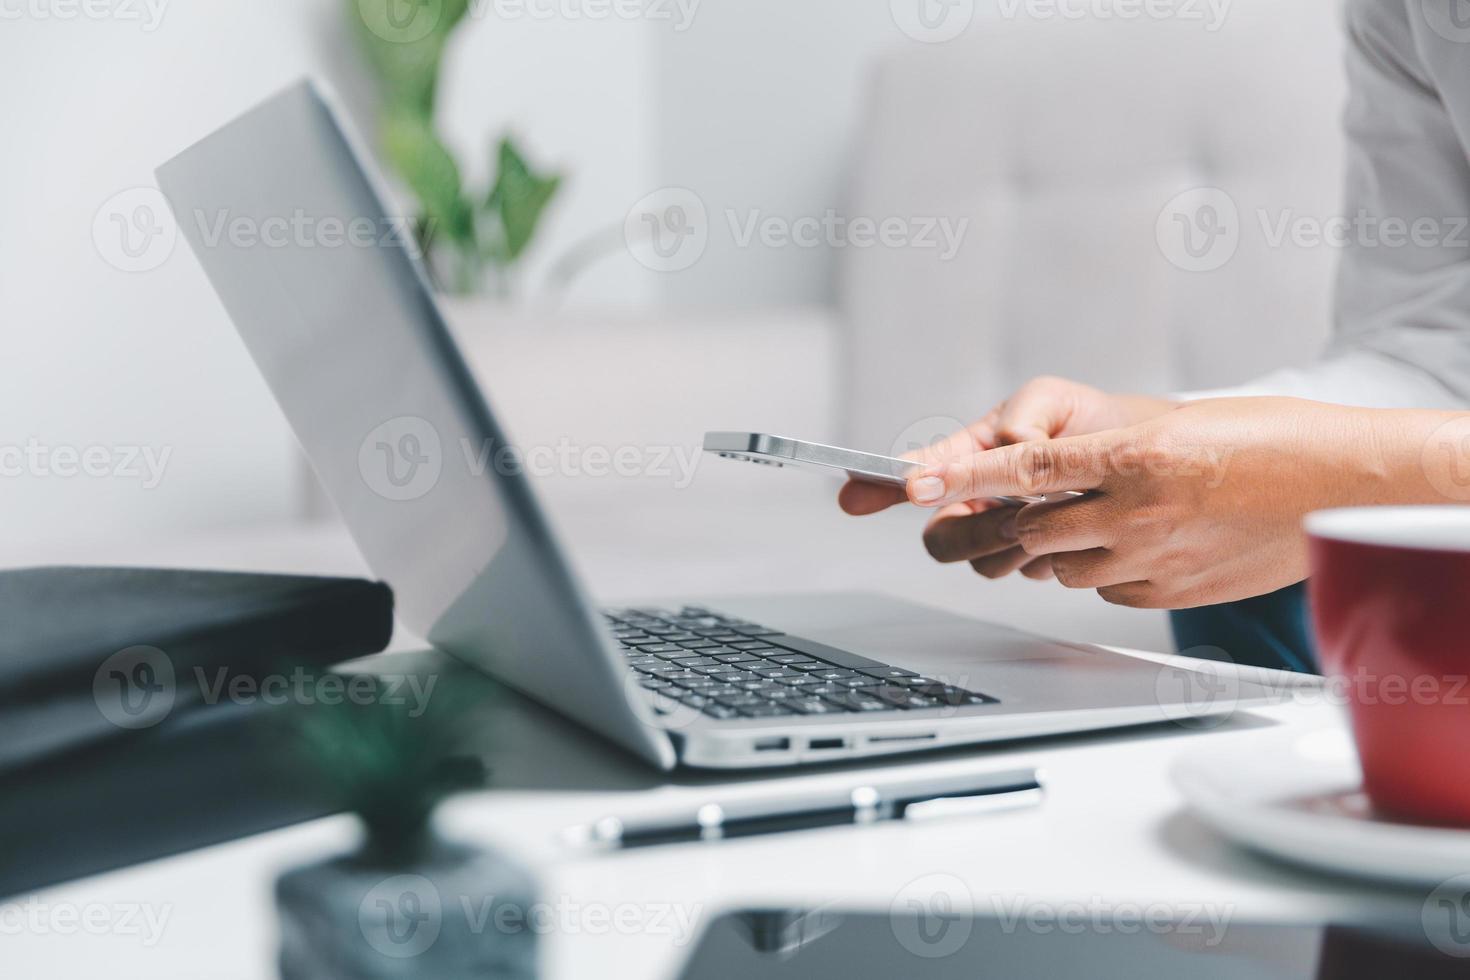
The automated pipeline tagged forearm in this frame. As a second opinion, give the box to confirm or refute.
[1359,409,1470,507]
[1114,393,1180,427]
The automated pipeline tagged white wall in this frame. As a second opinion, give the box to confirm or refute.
[0,0,955,548]
[0,0,342,550]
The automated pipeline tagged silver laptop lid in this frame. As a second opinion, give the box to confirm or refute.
[156,79,675,769]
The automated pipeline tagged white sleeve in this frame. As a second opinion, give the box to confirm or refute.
[1175,350,1463,409]
[1182,1,1470,411]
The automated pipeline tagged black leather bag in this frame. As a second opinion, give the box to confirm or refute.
[0,566,395,771]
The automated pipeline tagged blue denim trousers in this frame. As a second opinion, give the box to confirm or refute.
[1168,582,1318,674]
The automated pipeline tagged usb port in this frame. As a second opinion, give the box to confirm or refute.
[753,737,790,752]
[809,738,845,750]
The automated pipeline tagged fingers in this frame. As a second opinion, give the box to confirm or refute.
[1047,548,1135,589]
[897,415,999,468]
[908,432,1117,507]
[838,478,907,516]
[1019,556,1054,580]
[1013,494,1117,557]
[1097,581,1163,608]
[922,503,1018,563]
[993,377,1071,445]
[969,546,1033,580]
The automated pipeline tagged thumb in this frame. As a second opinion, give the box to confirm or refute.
[907,431,1116,507]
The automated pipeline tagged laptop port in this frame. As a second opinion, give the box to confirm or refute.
[753,737,790,752]
[808,737,846,750]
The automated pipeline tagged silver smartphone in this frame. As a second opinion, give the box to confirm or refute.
[702,432,1053,505]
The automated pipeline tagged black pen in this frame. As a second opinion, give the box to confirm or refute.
[562,767,1044,850]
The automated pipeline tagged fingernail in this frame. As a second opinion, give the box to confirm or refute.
[912,476,945,503]
[998,513,1019,541]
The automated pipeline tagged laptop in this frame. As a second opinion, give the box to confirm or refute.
[155,79,1270,770]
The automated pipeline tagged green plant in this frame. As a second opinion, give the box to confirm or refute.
[349,0,563,296]
[289,672,490,865]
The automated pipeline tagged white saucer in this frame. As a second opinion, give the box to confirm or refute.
[1171,727,1470,886]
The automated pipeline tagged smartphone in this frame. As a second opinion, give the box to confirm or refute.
[702,432,1061,505]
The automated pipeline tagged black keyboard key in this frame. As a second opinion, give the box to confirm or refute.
[701,704,741,720]
[767,654,815,665]
[822,691,892,712]
[713,692,764,707]
[811,669,858,682]
[838,676,881,688]
[672,657,719,668]
[909,683,998,705]
[730,640,777,651]
[790,662,835,673]
[789,698,847,715]
[693,664,742,675]
[763,636,890,673]
[713,653,761,664]
[858,667,920,680]
[738,703,797,718]
[751,667,803,679]
[734,627,785,637]
[676,640,721,650]
[638,644,681,654]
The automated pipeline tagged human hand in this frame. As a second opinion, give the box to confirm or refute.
[838,376,1175,580]
[908,397,1443,608]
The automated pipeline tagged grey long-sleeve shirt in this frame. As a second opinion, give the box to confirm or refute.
[1188,0,1470,409]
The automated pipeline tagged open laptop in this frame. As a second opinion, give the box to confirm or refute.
[155,79,1273,770]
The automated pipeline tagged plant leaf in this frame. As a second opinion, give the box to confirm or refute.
[381,111,474,247]
[347,0,470,116]
[483,135,562,263]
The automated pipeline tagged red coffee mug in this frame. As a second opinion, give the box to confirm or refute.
[1307,506,1470,826]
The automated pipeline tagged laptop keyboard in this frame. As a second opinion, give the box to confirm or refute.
[604,606,999,721]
